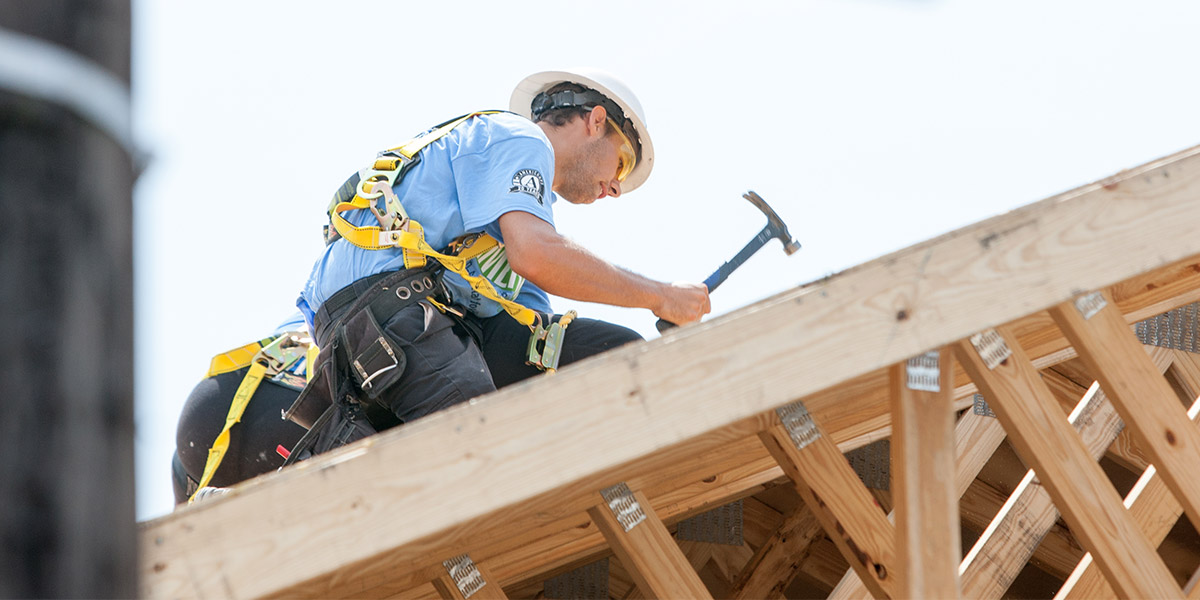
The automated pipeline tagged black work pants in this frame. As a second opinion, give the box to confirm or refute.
[470,312,643,389]
[174,369,307,503]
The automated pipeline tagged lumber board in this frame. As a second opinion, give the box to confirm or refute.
[828,391,1010,600]
[139,146,1200,599]
[890,350,961,599]
[740,495,787,549]
[730,505,823,600]
[959,346,1173,597]
[958,477,1083,579]
[587,487,711,599]
[1048,358,1157,474]
[1059,349,1200,599]
[760,414,897,598]
[384,444,779,599]
[707,543,755,588]
[344,279,1200,599]
[956,326,1181,599]
[1051,291,1200,534]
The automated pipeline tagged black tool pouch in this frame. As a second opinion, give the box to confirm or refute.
[282,393,378,466]
[282,339,379,466]
[282,329,381,461]
[339,305,407,400]
[311,394,377,456]
[283,344,337,430]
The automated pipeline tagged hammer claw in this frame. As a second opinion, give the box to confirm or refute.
[656,190,800,333]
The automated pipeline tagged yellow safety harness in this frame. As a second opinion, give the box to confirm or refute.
[325,111,577,370]
[326,111,536,328]
[189,331,311,503]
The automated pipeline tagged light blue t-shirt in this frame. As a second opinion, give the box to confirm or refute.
[272,311,308,335]
[299,112,557,327]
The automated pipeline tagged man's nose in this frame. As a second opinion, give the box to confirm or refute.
[606,179,622,199]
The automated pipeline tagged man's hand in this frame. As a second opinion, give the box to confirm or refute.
[653,282,710,325]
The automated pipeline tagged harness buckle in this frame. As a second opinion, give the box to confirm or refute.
[353,335,401,390]
[363,180,410,232]
[257,331,312,377]
[526,311,577,373]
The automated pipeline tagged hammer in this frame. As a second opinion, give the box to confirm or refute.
[656,191,800,332]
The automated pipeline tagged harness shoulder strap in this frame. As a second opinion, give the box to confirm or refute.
[325,111,538,327]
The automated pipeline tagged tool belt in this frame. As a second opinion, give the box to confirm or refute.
[282,267,444,462]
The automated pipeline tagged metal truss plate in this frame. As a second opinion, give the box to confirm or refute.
[970,329,1012,370]
[846,439,891,491]
[544,557,609,599]
[599,482,646,532]
[972,393,996,418]
[675,500,744,545]
[1074,291,1108,320]
[442,553,486,598]
[1136,302,1200,353]
[776,400,821,450]
[906,351,941,392]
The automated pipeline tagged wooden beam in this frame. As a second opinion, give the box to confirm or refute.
[139,146,1200,599]
[956,326,1181,599]
[828,397,1010,600]
[1052,291,1200,534]
[707,543,755,589]
[959,346,1173,596]
[890,350,961,598]
[730,505,823,600]
[1046,360,1157,474]
[958,477,1083,580]
[1059,349,1200,599]
[759,405,897,598]
[587,484,711,599]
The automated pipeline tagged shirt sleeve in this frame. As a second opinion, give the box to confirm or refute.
[453,135,556,243]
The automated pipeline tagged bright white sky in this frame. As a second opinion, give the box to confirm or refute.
[131,0,1200,521]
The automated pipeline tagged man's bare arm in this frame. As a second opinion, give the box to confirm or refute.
[499,211,710,325]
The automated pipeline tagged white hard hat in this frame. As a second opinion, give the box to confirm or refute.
[511,69,655,193]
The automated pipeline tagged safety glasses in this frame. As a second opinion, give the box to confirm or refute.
[608,118,637,182]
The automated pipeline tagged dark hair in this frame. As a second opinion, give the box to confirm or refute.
[531,82,592,127]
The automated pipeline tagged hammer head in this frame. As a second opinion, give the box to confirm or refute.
[744,191,800,255]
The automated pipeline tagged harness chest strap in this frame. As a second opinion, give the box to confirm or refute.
[327,110,538,328]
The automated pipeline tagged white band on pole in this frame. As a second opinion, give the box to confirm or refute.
[0,27,134,155]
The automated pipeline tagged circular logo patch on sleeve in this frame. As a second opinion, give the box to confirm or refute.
[509,169,545,205]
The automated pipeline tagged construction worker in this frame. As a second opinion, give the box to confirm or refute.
[290,69,709,449]
[172,313,311,504]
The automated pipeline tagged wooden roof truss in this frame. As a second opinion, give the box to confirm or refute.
[141,145,1200,599]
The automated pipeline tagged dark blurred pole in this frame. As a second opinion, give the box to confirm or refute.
[0,1,135,598]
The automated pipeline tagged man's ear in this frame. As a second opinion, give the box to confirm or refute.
[586,105,608,137]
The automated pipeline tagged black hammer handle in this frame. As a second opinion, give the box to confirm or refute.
[654,224,777,333]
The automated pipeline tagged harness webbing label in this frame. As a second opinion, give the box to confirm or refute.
[474,245,525,298]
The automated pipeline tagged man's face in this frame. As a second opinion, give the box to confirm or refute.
[556,119,631,205]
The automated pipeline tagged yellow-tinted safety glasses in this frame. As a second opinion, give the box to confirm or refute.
[608,118,637,182]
